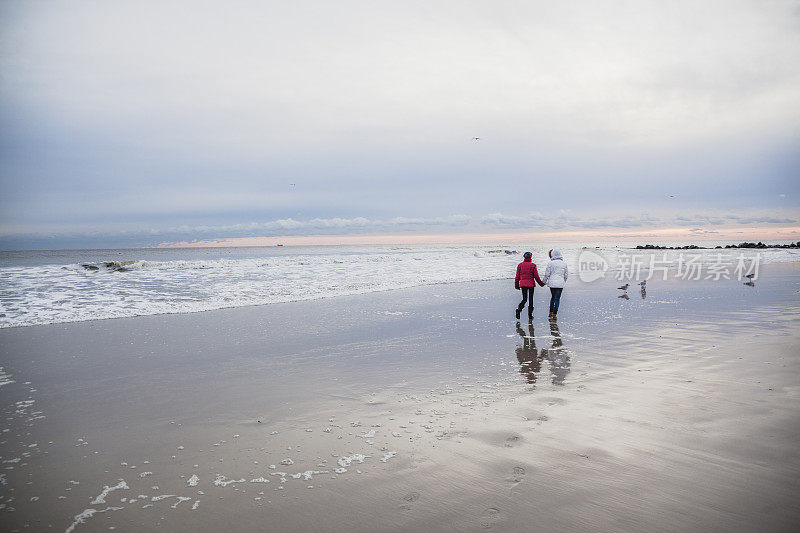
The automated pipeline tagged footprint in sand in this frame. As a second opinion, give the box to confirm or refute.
[504,435,522,447]
[545,397,566,406]
[403,491,420,502]
[400,491,420,510]
[480,507,503,529]
[509,466,526,495]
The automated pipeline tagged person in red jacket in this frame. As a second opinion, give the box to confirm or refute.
[515,251,545,320]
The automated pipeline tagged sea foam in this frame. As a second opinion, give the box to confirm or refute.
[1,244,793,328]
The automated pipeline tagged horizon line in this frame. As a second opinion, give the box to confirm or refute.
[155,226,800,249]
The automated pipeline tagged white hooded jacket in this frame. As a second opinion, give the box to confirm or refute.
[542,249,568,288]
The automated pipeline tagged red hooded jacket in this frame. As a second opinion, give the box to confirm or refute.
[515,258,544,289]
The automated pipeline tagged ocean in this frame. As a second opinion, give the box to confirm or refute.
[1,242,797,328]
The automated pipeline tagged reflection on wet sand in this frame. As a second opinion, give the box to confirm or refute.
[515,320,571,385]
[543,320,570,385]
[641,288,647,299]
[515,321,541,384]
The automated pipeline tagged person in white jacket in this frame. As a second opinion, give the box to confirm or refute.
[542,248,568,319]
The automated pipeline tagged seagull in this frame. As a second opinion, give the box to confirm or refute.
[618,284,629,290]
[472,137,481,141]
[638,280,646,287]
[745,273,755,279]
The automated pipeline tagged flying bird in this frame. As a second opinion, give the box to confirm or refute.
[472,137,481,141]
[618,284,629,290]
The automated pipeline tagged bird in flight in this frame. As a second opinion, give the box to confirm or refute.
[472,137,481,141]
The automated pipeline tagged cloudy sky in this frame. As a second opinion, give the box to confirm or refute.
[1,0,799,249]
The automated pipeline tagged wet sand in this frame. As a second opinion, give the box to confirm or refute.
[1,263,799,532]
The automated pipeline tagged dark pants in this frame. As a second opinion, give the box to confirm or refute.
[549,287,563,314]
[517,287,535,317]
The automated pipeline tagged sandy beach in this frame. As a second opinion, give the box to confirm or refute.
[3,1,799,530]
[1,262,799,532]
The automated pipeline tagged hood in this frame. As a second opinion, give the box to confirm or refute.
[550,248,563,260]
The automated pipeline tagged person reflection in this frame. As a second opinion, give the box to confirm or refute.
[515,321,542,384]
[542,320,570,385]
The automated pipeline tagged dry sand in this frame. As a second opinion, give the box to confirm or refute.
[1,263,799,532]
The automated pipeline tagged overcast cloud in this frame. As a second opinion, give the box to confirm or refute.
[1,0,799,248]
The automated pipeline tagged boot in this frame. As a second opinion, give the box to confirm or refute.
[515,308,521,320]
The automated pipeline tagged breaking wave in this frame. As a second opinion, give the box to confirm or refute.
[0,245,796,328]
[1,248,523,328]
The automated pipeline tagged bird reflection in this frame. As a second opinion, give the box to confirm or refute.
[515,321,541,384]
[618,292,630,300]
[542,320,570,385]
[640,288,647,299]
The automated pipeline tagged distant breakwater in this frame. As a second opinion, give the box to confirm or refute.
[635,241,800,250]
